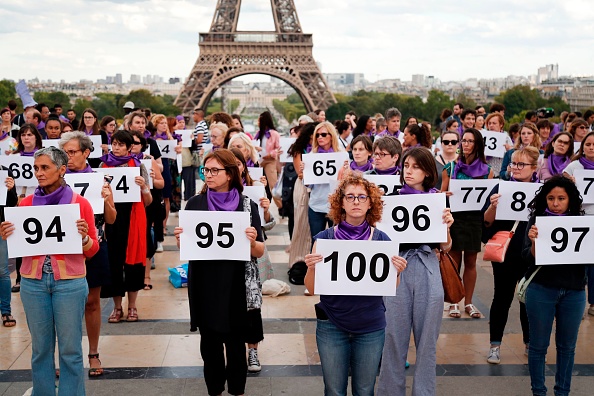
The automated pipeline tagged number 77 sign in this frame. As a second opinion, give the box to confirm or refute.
[536,216,594,264]
[574,170,594,204]
[448,179,499,212]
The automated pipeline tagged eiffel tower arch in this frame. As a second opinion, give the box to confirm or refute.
[175,0,336,116]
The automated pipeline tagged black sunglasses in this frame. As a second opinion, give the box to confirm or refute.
[442,140,459,146]
[316,133,329,138]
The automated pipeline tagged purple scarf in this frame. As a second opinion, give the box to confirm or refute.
[510,172,539,183]
[32,183,73,206]
[66,164,94,174]
[132,152,145,161]
[548,154,571,175]
[380,129,400,139]
[0,132,8,141]
[206,188,240,211]
[350,159,373,172]
[143,130,151,139]
[579,157,594,170]
[334,220,371,240]
[246,158,256,167]
[83,128,93,136]
[399,184,439,194]
[99,152,141,167]
[545,208,568,216]
[305,144,312,153]
[255,129,270,141]
[374,165,400,175]
[20,149,37,157]
[154,132,169,140]
[451,157,489,179]
[172,133,182,142]
[316,147,335,154]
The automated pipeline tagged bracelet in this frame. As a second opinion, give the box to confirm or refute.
[142,188,150,193]
[82,235,90,245]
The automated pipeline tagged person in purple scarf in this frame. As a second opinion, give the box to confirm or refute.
[562,131,594,188]
[441,128,494,319]
[523,176,586,396]
[366,136,402,176]
[482,146,541,365]
[173,149,264,396]
[337,135,373,179]
[378,148,454,396]
[78,108,100,137]
[538,132,573,181]
[304,173,408,396]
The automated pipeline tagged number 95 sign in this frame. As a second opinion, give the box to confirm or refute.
[535,216,594,265]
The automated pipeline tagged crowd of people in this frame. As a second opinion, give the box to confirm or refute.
[0,96,593,396]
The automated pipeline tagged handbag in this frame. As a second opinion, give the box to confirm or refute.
[438,249,465,304]
[516,267,541,304]
[272,167,284,200]
[243,197,263,310]
[483,221,520,262]
[191,150,201,168]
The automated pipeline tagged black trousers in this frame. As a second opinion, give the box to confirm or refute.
[490,260,530,344]
[200,328,247,396]
[181,166,196,201]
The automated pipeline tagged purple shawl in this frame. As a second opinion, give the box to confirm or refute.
[32,183,73,206]
[99,152,141,167]
[66,164,94,174]
[350,159,374,172]
[451,157,489,179]
[334,220,371,240]
[548,154,571,175]
[579,157,594,170]
[399,184,439,194]
[316,147,334,154]
[206,188,240,211]
[20,149,37,157]
[374,165,400,175]
[255,129,270,141]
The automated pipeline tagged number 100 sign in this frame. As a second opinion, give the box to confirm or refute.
[535,216,594,265]
[178,210,251,261]
[314,239,399,296]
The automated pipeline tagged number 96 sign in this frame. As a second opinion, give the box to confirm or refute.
[314,239,399,296]
[535,216,594,265]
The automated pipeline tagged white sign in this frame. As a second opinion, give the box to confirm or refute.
[179,210,251,261]
[64,172,104,215]
[279,138,296,163]
[448,179,499,212]
[156,140,177,160]
[495,181,542,221]
[176,153,182,173]
[574,169,594,204]
[99,167,141,203]
[4,204,82,258]
[0,170,7,205]
[536,216,594,265]
[302,152,350,185]
[89,135,103,158]
[377,193,448,243]
[247,167,263,181]
[574,142,581,154]
[202,143,213,154]
[140,159,153,189]
[480,130,507,158]
[314,239,398,296]
[178,129,193,148]
[0,155,37,187]
[242,185,266,224]
[363,174,401,196]
[0,139,13,155]
[42,139,60,149]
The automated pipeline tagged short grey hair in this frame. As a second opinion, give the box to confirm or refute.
[34,146,68,169]
[385,107,402,120]
[59,131,94,153]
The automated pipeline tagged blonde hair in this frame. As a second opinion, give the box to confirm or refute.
[150,114,172,138]
[228,132,258,164]
[210,122,229,137]
[514,122,541,150]
[511,146,540,169]
[312,121,343,153]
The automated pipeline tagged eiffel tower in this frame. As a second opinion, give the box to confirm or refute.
[175,0,336,115]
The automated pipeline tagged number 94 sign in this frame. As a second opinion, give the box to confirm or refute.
[535,216,594,265]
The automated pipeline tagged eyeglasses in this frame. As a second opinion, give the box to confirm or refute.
[316,133,329,138]
[555,139,570,145]
[132,141,142,145]
[510,162,536,170]
[344,194,368,203]
[461,139,475,144]
[64,149,81,157]
[373,152,391,158]
[577,126,589,130]
[201,167,225,176]
[442,140,459,146]
[83,116,95,120]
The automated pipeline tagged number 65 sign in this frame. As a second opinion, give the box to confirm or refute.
[302,152,349,184]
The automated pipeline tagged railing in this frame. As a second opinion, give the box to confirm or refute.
[200,32,312,44]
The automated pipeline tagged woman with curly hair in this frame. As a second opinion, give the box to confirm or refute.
[304,173,408,396]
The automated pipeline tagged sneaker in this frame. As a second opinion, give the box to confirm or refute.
[405,360,410,369]
[248,348,261,372]
[155,242,163,253]
[487,346,501,364]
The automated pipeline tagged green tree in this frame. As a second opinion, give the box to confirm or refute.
[0,80,17,110]
[33,92,71,108]
[495,85,540,119]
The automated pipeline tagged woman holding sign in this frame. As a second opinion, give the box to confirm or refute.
[378,148,454,396]
[441,128,494,318]
[0,166,18,327]
[523,176,587,396]
[304,173,407,396]
[0,146,99,395]
[481,146,540,364]
[562,131,594,214]
[174,149,264,396]
[500,122,542,180]
[538,132,573,181]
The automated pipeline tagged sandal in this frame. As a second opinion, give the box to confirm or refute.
[2,314,16,327]
[465,304,482,319]
[88,354,104,377]
[108,308,123,323]
[143,277,153,291]
[127,307,138,322]
[449,304,461,318]
[11,283,20,293]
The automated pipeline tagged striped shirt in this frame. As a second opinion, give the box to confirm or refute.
[194,120,209,151]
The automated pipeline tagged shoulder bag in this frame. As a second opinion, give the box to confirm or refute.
[483,221,520,263]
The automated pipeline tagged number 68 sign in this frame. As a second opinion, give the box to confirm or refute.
[535,216,594,265]
[314,239,399,296]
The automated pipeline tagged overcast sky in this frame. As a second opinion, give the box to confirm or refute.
[2,0,593,83]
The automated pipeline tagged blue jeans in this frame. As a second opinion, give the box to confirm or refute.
[316,319,384,396]
[0,239,11,315]
[525,282,585,396]
[21,274,88,396]
[308,207,332,241]
[587,265,594,305]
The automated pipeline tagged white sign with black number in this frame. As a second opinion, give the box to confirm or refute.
[242,186,266,224]
[140,159,153,189]
[314,239,399,296]
[480,130,507,158]
[156,140,177,160]
[279,137,296,163]
[100,167,141,203]
[495,181,542,221]
[302,152,350,185]
[535,216,594,265]
[377,193,447,243]
[89,135,103,159]
[4,204,82,258]
[247,167,263,181]
[573,169,594,204]
[0,155,37,187]
[64,172,104,215]
[363,174,401,196]
[448,179,499,212]
[0,170,8,206]
[178,129,194,148]
[179,210,251,261]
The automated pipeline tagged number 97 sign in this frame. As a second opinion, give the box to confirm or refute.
[535,216,594,265]
[314,239,399,296]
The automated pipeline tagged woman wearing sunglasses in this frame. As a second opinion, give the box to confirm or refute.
[435,131,459,189]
